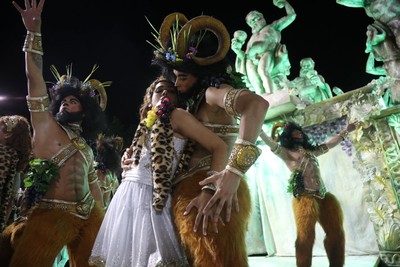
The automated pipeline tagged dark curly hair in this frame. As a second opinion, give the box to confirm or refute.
[279,121,317,151]
[49,78,107,141]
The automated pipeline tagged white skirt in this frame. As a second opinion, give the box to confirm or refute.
[89,178,189,267]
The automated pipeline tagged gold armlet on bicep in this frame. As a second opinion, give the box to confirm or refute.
[318,144,329,154]
[223,88,247,117]
[88,169,99,184]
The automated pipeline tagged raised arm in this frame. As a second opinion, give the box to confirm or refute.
[13,0,50,128]
[273,0,297,31]
[323,122,358,150]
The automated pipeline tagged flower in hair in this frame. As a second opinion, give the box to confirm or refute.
[145,96,175,128]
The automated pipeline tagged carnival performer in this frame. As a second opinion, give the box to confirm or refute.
[90,76,228,266]
[0,115,32,231]
[94,134,123,210]
[8,0,109,266]
[149,12,269,266]
[259,121,357,267]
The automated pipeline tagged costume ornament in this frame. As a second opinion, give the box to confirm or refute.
[49,64,111,111]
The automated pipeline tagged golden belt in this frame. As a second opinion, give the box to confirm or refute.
[38,192,95,220]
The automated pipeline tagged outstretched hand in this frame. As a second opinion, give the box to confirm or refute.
[13,0,45,32]
[198,169,240,223]
[346,121,360,132]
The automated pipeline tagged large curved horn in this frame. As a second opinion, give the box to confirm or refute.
[177,15,230,66]
[271,122,286,142]
[159,12,188,50]
[88,79,109,111]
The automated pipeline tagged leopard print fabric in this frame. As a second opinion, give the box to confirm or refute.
[0,144,19,231]
[129,119,175,211]
[150,119,174,211]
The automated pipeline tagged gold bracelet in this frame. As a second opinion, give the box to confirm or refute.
[225,165,244,177]
[226,139,261,176]
[23,31,44,55]
[271,144,281,155]
[339,130,348,141]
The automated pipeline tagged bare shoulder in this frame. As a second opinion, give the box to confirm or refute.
[171,108,196,126]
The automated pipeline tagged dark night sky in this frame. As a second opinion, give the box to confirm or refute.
[0,0,375,131]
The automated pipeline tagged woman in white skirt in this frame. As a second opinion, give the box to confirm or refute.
[89,76,228,267]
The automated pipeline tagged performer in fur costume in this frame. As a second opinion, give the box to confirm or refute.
[5,1,109,266]
[260,121,358,267]
[150,12,269,266]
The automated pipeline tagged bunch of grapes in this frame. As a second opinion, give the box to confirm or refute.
[340,139,353,156]
[24,186,45,209]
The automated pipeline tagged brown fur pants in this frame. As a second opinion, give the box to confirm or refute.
[172,170,251,267]
[2,202,104,267]
[292,192,345,267]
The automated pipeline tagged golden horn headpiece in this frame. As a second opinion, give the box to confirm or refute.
[147,12,231,66]
[271,122,286,142]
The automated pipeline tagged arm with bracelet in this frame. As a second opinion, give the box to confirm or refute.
[199,87,269,222]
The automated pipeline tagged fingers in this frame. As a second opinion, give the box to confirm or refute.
[199,176,216,186]
[224,200,232,222]
[194,211,201,233]
[183,201,194,216]
[202,214,209,236]
[24,0,31,8]
[12,1,24,13]
[212,200,225,222]
[37,0,45,10]
[202,195,217,213]
[211,220,219,234]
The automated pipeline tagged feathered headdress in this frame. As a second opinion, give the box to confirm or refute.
[48,64,111,111]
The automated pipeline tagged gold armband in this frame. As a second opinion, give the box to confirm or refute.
[339,130,348,141]
[23,31,44,55]
[223,88,247,118]
[271,144,282,155]
[226,139,261,177]
[26,95,49,112]
[317,144,329,154]
[88,169,99,184]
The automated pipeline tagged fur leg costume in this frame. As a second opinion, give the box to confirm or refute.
[8,202,103,267]
[172,170,251,267]
[0,217,26,267]
[292,192,345,267]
